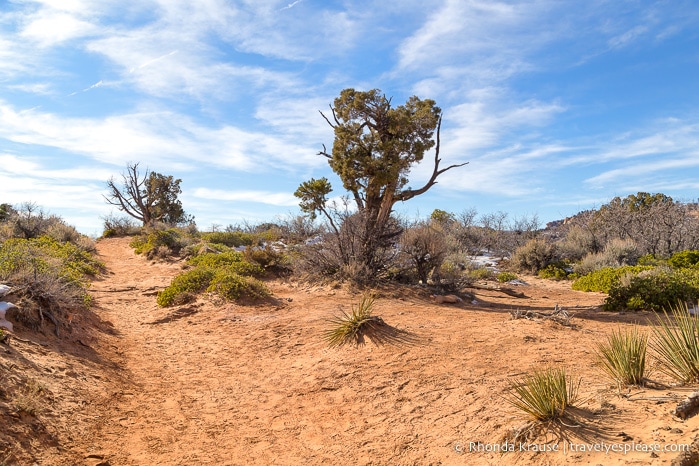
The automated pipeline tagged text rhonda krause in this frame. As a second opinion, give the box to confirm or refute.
[467,441,690,455]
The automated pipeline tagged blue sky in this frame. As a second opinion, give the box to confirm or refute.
[1,0,699,234]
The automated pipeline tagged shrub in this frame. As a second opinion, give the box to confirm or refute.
[13,378,46,415]
[202,231,258,248]
[399,222,448,284]
[538,263,569,281]
[0,237,103,322]
[430,259,474,291]
[571,265,652,293]
[130,227,196,259]
[604,268,699,312]
[497,271,518,283]
[651,303,699,384]
[242,244,290,273]
[596,327,648,387]
[157,252,270,307]
[504,367,580,421]
[468,267,494,281]
[511,239,559,274]
[637,254,666,267]
[156,268,216,306]
[668,250,699,269]
[574,239,640,276]
[557,225,601,262]
[101,214,140,237]
[207,272,269,301]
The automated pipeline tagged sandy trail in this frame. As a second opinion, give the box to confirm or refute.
[79,237,699,466]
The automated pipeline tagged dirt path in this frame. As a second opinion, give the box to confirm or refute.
[79,237,699,466]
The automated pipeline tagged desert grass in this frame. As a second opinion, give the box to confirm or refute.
[323,294,419,347]
[324,294,382,347]
[505,367,581,422]
[13,378,45,415]
[596,326,648,387]
[651,303,699,384]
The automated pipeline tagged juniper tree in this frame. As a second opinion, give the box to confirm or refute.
[105,162,193,226]
[295,88,466,276]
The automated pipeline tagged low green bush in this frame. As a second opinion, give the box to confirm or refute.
[571,265,652,293]
[668,250,699,269]
[469,267,494,280]
[496,271,518,283]
[129,227,202,260]
[156,268,216,306]
[0,236,103,326]
[202,231,258,248]
[604,268,699,312]
[207,272,269,301]
[538,263,569,281]
[157,251,270,307]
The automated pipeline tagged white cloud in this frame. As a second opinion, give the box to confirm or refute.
[0,101,322,172]
[20,12,97,45]
[192,188,298,206]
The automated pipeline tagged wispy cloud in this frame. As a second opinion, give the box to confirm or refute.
[192,188,298,206]
[0,100,322,171]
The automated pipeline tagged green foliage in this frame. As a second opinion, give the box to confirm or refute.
[146,172,193,225]
[596,327,648,387]
[497,271,518,283]
[294,178,334,221]
[324,294,383,347]
[651,303,699,384]
[156,268,216,306]
[157,251,269,307]
[0,236,102,286]
[325,89,441,198]
[187,252,263,277]
[295,88,465,281]
[0,236,101,325]
[603,268,699,312]
[201,231,258,248]
[468,267,494,280]
[430,209,455,224]
[207,272,270,301]
[538,263,569,281]
[668,250,699,269]
[637,254,666,267]
[571,265,652,293]
[504,367,580,421]
[130,227,194,259]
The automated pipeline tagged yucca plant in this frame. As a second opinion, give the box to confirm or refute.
[505,367,580,421]
[651,303,699,384]
[324,294,384,347]
[596,326,648,387]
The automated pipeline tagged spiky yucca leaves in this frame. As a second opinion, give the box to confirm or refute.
[596,326,648,387]
[324,294,384,347]
[505,367,580,421]
[651,303,699,384]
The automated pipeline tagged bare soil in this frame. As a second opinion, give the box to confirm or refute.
[3,236,699,465]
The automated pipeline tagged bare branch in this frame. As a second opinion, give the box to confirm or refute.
[398,116,468,202]
[318,144,332,159]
